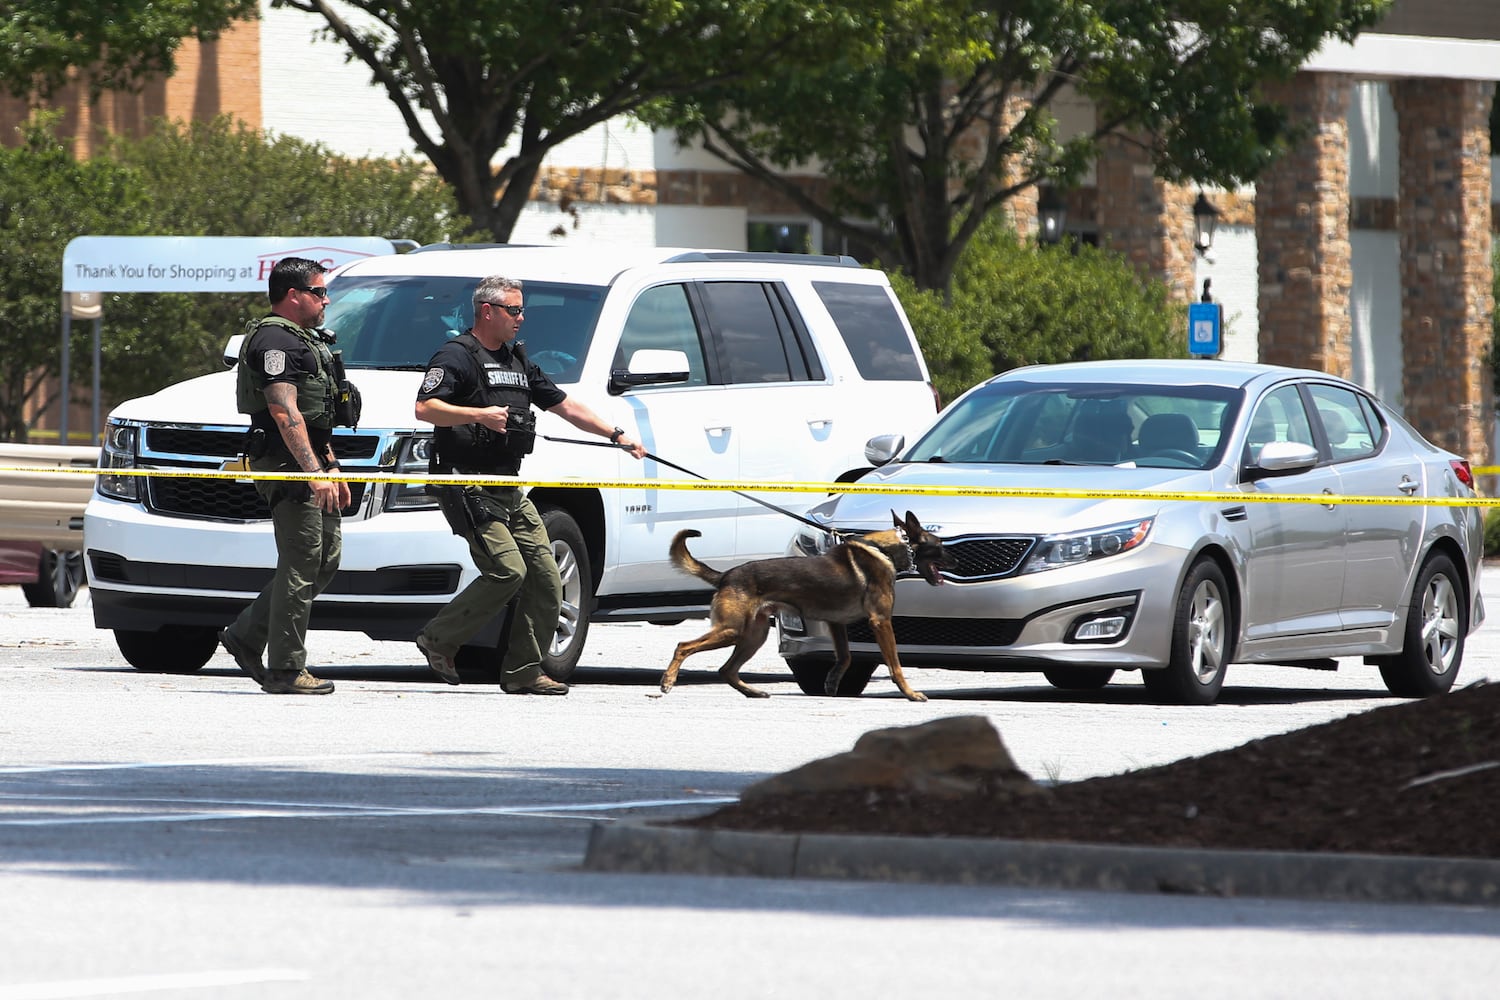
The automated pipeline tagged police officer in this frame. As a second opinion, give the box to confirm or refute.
[218,257,351,695]
[414,274,644,694]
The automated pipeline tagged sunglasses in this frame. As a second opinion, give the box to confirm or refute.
[483,302,524,317]
[295,285,330,299]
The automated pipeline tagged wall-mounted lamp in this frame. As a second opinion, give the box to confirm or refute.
[1193,191,1221,257]
[1037,186,1067,246]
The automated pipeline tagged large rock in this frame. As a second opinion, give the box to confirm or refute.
[740,715,1041,801]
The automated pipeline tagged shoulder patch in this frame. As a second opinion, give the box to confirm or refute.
[421,367,446,393]
[263,350,287,376]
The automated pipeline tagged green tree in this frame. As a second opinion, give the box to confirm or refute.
[88,117,470,405]
[0,118,143,441]
[0,116,468,440]
[0,0,257,100]
[268,0,874,242]
[891,219,1181,403]
[649,0,1390,292]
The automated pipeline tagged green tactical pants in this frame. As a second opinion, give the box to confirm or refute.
[228,473,342,675]
[420,487,560,686]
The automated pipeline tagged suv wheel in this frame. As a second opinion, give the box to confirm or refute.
[115,625,218,673]
[539,505,591,682]
[22,549,83,609]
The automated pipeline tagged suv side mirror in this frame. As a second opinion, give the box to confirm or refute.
[865,433,905,466]
[609,348,691,395]
[223,335,245,368]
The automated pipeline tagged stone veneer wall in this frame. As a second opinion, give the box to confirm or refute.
[1390,77,1495,462]
[1254,73,1354,377]
[1094,124,1198,303]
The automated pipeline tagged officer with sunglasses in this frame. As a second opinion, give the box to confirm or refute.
[413,274,644,694]
[219,257,350,695]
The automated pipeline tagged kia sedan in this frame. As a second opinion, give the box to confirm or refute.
[778,360,1484,704]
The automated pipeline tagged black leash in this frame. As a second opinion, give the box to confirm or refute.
[541,433,842,537]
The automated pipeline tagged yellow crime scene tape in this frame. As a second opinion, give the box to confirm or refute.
[0,463,1492,508]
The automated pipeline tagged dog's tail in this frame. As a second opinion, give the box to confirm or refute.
[669,529,724,587]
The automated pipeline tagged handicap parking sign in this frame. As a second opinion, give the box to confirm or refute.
[1188,302,1222,357]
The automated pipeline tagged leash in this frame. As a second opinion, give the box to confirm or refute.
[541,433,843,537]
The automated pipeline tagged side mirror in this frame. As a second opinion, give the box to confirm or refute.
[864,433,905,466]
[223,334,245,368]
[1244,440,1318,479]
[609,348,691,395]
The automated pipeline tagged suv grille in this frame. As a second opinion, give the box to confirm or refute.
[145,427,380,460]
[146,474,366,521]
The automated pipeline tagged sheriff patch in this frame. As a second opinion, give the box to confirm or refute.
[421,367,446,393]
[263,350,287,376]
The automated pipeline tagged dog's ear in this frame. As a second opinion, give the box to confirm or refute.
[903,510,924,538]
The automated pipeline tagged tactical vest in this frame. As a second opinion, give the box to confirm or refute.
[433,334,536,473]
[235,315,339,430]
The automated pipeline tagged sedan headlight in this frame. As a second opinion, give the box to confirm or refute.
[1021,517,1153,574]
[97,421,140,501]
[383,433,438,511]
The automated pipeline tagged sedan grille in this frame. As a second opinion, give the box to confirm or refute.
[942,535,1035,581]
[849,616,1023,647]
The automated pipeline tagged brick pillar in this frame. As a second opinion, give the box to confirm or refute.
[1390,77,1495,463]
[1254,72,1353,376]
[1095,121,1196,303]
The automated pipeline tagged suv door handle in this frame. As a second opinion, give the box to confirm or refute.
[1397,476,1419,494]
[808,418,831,429]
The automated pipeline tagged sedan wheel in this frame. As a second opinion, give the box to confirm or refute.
[1378,553,1465,698]
[1143,559,1229,705]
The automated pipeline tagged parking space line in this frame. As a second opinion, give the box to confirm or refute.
[0,967,309,999]
[0,795,737,829]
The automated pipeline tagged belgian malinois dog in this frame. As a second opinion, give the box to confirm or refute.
[659,510,954,701]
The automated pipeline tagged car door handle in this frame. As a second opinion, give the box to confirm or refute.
[1322,487,1336,510]
[808,418,832,429]
[705,425,730,437]
[1397,477,1419,494]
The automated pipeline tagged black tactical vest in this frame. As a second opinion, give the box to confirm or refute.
[434,334,536,473]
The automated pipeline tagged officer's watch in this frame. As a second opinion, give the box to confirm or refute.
[609,427,625,444]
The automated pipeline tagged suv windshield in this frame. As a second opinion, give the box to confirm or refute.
[906,380,1242,469]
[324,274,606,383]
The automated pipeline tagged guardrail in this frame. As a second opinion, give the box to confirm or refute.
[0,443,98,551]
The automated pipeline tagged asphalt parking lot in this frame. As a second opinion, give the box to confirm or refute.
[2,583,1499,998]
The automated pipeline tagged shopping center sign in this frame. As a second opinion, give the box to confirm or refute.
[62,236,395,293]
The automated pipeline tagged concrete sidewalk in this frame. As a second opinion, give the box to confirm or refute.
[584,821,1500,908]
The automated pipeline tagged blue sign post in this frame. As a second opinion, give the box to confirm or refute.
[1188,301,1222,358]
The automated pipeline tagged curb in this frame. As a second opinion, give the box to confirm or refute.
[583,822,1500,908]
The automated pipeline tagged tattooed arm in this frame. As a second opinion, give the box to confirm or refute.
[265,382,343,512]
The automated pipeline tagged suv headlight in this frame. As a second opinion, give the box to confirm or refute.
[97,421,140,501]
[383,433,438,511]
[1021,517,1153,574]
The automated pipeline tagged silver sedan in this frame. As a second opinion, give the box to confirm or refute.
[778,359,1485,704]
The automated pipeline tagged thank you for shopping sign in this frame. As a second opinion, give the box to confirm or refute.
[62,236,396,293]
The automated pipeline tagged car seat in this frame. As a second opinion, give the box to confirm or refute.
[1137,412,1200,457]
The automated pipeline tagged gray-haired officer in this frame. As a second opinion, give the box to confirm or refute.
[218,257,352,695]
[414,274,644,694]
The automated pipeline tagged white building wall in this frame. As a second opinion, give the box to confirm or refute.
[1194,225,1259,363]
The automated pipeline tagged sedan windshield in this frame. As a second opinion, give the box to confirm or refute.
[323,274,607,384]
[906,380,1243,469]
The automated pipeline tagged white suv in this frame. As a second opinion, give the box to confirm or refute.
[85,245,938,680]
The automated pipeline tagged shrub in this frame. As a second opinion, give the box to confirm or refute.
[1485,507,1500,558]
